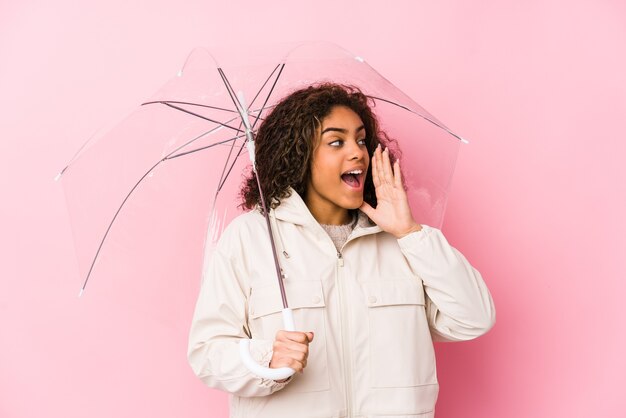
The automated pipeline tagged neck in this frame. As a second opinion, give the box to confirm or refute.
[317,210,353,226]
[304,194,352,225]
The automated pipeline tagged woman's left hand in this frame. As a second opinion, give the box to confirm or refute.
[359,144,422,239]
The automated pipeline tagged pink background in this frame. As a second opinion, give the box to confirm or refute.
[2,0,625,417]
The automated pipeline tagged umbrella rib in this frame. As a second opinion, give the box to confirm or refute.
[367,95,466,143]
[79,159,165,294]
[166,114,244,158]
[217,68,246,118]
[166,135,244,160]
[80,132,244,294]
[216,135,241,192]
[159,102,244,134]
[216,102,248,191]
[141,100,238,114]
[217,136,248,192]
[250,104,276,116]
[215,119,246,192]
[246,64,282,116]
[247,112,265,123]
[251,64,285,131]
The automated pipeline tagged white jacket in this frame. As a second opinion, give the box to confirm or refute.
[188,187,496,418]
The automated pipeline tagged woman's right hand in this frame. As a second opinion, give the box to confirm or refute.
[269,330,314,383]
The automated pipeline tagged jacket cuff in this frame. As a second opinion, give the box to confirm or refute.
[396,223,435,250]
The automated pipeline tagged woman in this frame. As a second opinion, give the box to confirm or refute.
[188,83,496,417]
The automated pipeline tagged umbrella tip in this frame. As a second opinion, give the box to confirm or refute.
[177,69,183,77]
[55,166,69,181]
[355,56,365,63]
[78,288,84,298]
[460,137,470,144]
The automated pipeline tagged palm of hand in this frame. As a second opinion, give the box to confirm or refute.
[360,145,421,238]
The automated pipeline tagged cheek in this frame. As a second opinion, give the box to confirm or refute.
[310,163,331,188]
[312,158,337,181]
[318,170,337,188]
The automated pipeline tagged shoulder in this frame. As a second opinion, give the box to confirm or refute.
[215,207,267,251]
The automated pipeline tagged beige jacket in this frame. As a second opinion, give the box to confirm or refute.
[188,188,496,418]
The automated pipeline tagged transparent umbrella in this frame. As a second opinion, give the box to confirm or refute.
[56,41,467,380]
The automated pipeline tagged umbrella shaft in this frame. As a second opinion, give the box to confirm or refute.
[254,155,289,309]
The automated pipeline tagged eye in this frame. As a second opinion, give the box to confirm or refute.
[358,138,367,145]
[329,139,343,147]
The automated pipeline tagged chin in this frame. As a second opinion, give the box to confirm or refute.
[340,196,364,210]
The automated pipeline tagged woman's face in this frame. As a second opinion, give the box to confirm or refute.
[304,105,370,224]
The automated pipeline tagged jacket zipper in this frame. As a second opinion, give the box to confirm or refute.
[335,250,354,418]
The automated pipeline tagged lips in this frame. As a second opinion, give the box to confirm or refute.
[340,168,365,189]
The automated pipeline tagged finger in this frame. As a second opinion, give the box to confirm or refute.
[273,339,310,355]
[271,349,306,366]
[376,145,385,183]
[371,145,381,187]
[279,347,308,363]
[270,355,305,373]
[290,359,306,373]
[276,330,313,344]
[382,147,393,184]
[376,145,385,187]
[394,160,403,189]
[279,351,308,371]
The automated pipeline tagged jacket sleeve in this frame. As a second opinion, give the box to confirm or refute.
[397,224,496,342]
[187,244,293,396]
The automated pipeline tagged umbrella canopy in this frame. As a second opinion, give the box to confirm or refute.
[56,41,465,298]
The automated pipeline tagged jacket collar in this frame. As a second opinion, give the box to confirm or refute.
[267,186,382,235]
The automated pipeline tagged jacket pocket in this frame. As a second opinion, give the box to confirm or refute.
[248,280,330,392]
[363,279,438,388]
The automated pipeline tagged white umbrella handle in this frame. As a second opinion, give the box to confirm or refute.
[239,308,297,381]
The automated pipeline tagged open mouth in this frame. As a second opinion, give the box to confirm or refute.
[340,169,364,189]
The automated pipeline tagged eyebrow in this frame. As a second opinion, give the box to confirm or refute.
[321,125,365,135]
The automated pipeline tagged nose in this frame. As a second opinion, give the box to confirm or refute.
[347,139,367,161]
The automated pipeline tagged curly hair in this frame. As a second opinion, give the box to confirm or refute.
[239,82,401,212]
